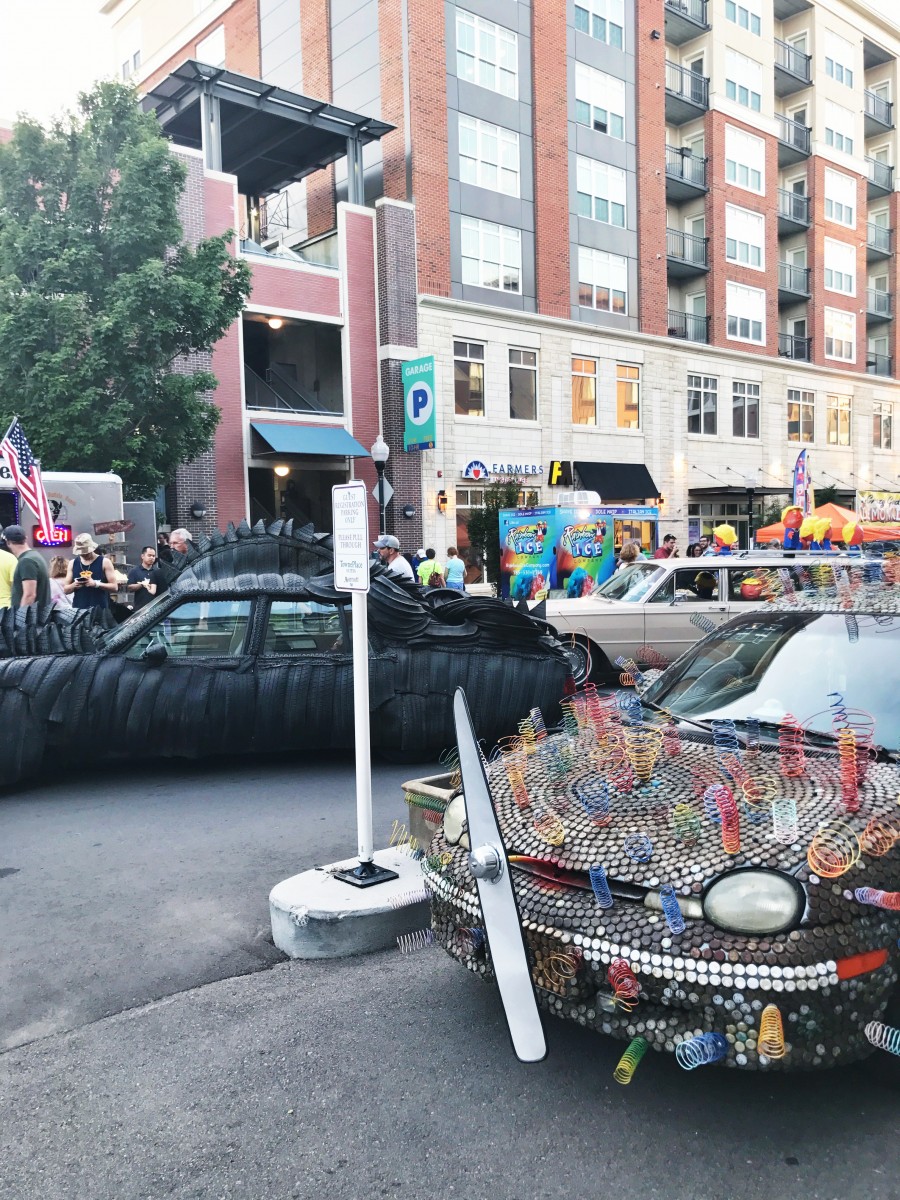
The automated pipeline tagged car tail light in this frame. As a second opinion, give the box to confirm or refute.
[836,948,889,980]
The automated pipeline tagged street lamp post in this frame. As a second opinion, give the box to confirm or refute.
[745,474,757,548]
[371,435,389,535]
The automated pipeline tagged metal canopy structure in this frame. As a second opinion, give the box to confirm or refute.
[141,60,394,203]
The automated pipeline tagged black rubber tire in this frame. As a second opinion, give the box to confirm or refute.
[561,636,613,687]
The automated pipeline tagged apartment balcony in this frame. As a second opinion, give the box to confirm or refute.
[774,0,811,17]
[774,39,812,97]
[663,0,709,45]
[667,309,710,343]
[867,156,894,197]
[867,288,893,323]
[666,228,709,277]
[867,352,893,377]
[665,61,710,125]
[665,144,708,201]
[778,332,812,361]
[865,90,894,138]
[867,223,893,261]
[778,261,811,305]
[864,37,895,71]
[776,113,812,166]
[777,187,811,236]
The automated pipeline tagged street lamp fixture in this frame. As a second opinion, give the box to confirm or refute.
[744,474,758,548]
[371,435,390,535]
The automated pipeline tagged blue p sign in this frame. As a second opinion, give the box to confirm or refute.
[402,356,437,450]
[409,382,434,425]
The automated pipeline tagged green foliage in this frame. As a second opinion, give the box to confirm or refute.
[0,81,252,499]
[760,485,839,530]
[464,477,522,595]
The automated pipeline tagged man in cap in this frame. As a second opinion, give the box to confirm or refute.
[64,532,119,609]
[2,525,50,608]
[373,534,414,581]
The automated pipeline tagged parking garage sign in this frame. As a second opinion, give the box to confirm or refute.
[402,355,436,451]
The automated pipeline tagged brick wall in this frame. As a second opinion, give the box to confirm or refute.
[301,0,336,237]
[531,0,569,319]
[379,0,408,201]
[407,0,450,297]
[143,0,260,91]
[635,0,668,336]
[807,155,866,375]
[248,260,341,318]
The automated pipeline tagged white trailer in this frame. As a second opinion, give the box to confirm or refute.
[0,467,126,564]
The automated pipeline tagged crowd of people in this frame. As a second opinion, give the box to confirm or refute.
[372,536,468,592]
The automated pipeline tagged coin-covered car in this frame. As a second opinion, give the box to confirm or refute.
[421,561,900,1072]
[0,519,569,785]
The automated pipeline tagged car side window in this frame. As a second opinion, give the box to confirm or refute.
[727,569,764,602]
[669,567,719,602]
[262,600,345,654]
[648,574,675,603]
[124,601,252,659]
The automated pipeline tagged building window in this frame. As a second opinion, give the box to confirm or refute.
[787,388,815,443]
[825,30,854,88]
[575,63,626,140]
[196,25,226,67]
[826,393,852,446]
[617,364,640,430]
[687,374,717,436]
[725,49,762,112]
[732,381,760,438]
[574,0,624,48]
[873,401,893,450]
[726,282,765,344]
[572,357,597,425]
[458,115,519,196]
[461,217,521,292]
[509,349,537,421]
[725,204,764,269]
[456,10,518,99]
[824,169,856,228]
[824,238,856,295]
[454,341,485,417]
[725,125,764,194]
[576,157,626,227]
[577,247,628,314]
[824,308,856,362]
[825,100,855,155]
[725,0,761,35]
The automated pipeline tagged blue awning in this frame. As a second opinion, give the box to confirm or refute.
[251,422,370,458]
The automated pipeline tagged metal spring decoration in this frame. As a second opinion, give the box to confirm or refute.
[719,751,749,790]
[529,707,548,743]
[779,714,807,778]
[845,613,859,643]
[742,773,777,811]
[623,833,653,862]
[397,928,435,954]
[659,883,685,934]
[777,567,797,600]
[575,777,612,826]
[589,863,614,909]
[860,815,899,857]
[743,716,761,756]
[837,726,860,813]
[617,692,644,726]
[453,926,485,956]
[517,716,538,755]
[619,671,636,687]
[614,655,645,687]
[807,820,861,878]
[690,612,718,635]
[757,1004,787,1059]
[712,719,740,767]
[624,725,663,782]
[502,749,530,810]
[533,807,566,846]
[828,690,849,732]
[439,746,462,790]
[661,720,682,757]
[854,887,900,911]
[865,1021,900,1056]
[671,802,702,844]
[558,696,582,739]
[389,885,432,910]
[703,782,727,823]
[608,957,641,1004]
[606,744,635,794]
[675,1032,729,1070]
[713,784,741,854]
[542,948,583,990]
[636,644,671,670]
[771,795,799,844]
[613,1036,649,1085]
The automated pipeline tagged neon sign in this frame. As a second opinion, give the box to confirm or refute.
[33,524,73,548]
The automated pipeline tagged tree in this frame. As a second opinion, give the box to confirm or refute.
[464,477,522,595]
[0,82,252,499]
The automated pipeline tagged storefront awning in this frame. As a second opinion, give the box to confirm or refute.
[574,461,659,501]
[251,422,370,458]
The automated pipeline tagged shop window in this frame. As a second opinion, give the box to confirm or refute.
[572,357,597,425]
[509,348,537,421]
[687,373,717,436]
[787,388,815,443]
[732,380,760,439]
[617,364,640,429]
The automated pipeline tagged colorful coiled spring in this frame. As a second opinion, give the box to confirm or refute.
[517,716,538,754]
[502,750,530,810]
[636,644,670,670]
[608,957,640,1008]
[837,726,860,813]
[589,863,614,909]
[613,1036,649,1085]
[397,928,435,954]
[606,746,635,794]
[743,716,760,755]
[827,690,849,731]
[807,820,861,878]
[624,726,663,782]
[690,612,718,635]
[617,693,644,726]
[659,883,685,934]
[671,802,701,844]
[575,777,611,826]
[453,926,485,955]
[675,1032,729,1070]
[389,885,432,910]
[865,1021,900,1056]
[712,718,740,762]
[662,721,682,757]
[758,1004,787,1059]
[779,714,807,778]
[541,948,583,990]
[533,807,566,846]
[558,697,582,739]
[614,656,645,687]
[771,795,799,844]
[860,816,899,857]
[719,751,749,789]
[623,833,653,862]
[854,887,900,911]
[844,614,859,643]
[529,707,548,742]
[710,784,740,853]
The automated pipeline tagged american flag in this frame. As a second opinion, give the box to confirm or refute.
[0,419,55,537]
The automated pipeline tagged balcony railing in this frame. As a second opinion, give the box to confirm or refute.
[867,288,893,319]
[774,38,812,83]
[867,157,894,192]
[665,61,710,108]
[776,113,811,155]
[867,223,893,256]
[665,144,708,189]
[777,187,811,225]
[244,364,343,415]
[667,228,709,268]
[664,0,708,22]
[865,89,893,128]
[778,261,811,294]
[867,352,893,376]
[667,309,710,342]
[778,332,812,361]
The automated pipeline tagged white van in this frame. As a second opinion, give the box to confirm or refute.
[0,469,125,563]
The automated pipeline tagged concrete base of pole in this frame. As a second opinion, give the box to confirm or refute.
[269,847,430,960]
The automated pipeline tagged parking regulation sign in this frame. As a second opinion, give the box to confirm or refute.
[332,481,370,592]
[402,355,437,451]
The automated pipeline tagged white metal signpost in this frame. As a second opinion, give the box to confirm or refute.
[331,481,397,887]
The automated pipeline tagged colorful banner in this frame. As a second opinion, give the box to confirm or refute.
[856,490,900,524]
[792,449,811,514]
[402,356,436,451]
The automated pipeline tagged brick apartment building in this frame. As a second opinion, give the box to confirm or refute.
[103,0,900,560]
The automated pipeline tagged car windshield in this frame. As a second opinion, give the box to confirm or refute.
[595,562,664,602]
[644,611,900,752]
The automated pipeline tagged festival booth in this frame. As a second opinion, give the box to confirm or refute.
[753,501,897,546]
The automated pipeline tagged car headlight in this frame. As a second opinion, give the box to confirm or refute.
[702,870,805,936]
[442,794,470,850]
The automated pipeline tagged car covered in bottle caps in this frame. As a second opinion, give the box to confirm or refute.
[420,561,900,1072]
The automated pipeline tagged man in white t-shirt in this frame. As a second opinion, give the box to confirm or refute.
[373,534,415,581]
